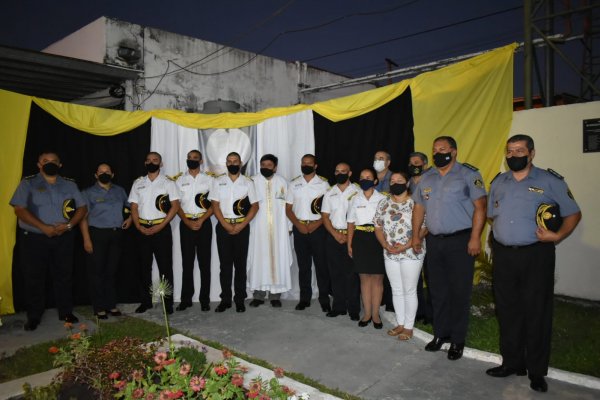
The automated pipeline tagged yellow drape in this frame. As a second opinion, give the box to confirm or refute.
[0,43,516,313]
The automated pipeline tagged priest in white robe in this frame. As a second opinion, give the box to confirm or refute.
[248,154,293,307]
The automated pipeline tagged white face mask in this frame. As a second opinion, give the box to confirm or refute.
[373,159,386,172]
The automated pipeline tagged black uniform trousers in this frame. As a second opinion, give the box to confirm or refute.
[326,234,360,314]
[492,239,555,377]
[179,220,212,306]
[215,222,249,305]
[19,229,75,320]
[416,255,433,321]
[426,230,474,343]
[137,226,174,307]
[293,225,331,306]
[87,227,123,313]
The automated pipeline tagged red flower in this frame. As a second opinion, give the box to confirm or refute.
[48,346,59,354]
[273,367,285,378]
[190,376,206,392]
[132,369,144,381]
[249,381,262,392]
[214,365,229,376]
[78,323,88,332]
[159,391,170,400]
[179,363,191,376]
[231,373,244,387]
[163,358,176,366]
[109,372,120,380]
[247,392,259,399]
[170,390,184,399]
[259,395,271,400]
[222,348,233,359]
[145,393,156,400]
[63,322,73,329]
[154,351,168,365]
[282,385,295,395]
[70,332,81,340]
[113,380,126,390]
[132,388,145,399]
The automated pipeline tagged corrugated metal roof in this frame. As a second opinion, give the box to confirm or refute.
[0,45,139,103]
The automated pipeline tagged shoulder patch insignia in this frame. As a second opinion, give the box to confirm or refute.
[462,163,479,171]
[567,188,575,200]
[474,178,484,189]
[380,191,391,197]
[547,168,564,180]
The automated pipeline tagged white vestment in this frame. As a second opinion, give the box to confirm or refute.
[247,174,293,293]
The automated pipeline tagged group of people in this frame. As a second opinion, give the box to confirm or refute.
[10,133,581,394]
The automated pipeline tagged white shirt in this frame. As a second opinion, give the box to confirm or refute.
[128,173,180,220]
[347,189,386,226]
[176,170,213,214]
[209,174,258,219]
[321,183,359,229]
[286,175,330,221]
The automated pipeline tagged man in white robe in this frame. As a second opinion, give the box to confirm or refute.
[248,154,293,307]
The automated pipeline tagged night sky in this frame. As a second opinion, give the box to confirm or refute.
[0,0,594,98]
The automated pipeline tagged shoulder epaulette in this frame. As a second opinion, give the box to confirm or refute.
[380,191,391,198]
[216,173,226,178]
[168,172,183,181]
[462,163,479,171]
[318,175,328,182]
[291,175,301,181]
[245,175,254,181]
[62,176,76,182]
[205,171,216,177]
[24,174,36,180]
[490,172,502,185]
[547,168,564,180]
[347,192,358,201]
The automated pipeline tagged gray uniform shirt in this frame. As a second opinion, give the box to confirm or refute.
[82,183,129,228]
[488,166,580,246]
[10,173,85,234]
[413,162,487,235]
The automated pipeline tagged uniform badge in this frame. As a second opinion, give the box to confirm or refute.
[62,199,75,220]
[233,196,251,216]
[275,187,286,200]
[528,186,544,194]
[155,194,171,213]
[122,206,131,221]
[567,189,575,200]
[474,178,484,188]
[195,192,211,209]
[423,187,431,201]
[494,200,499,208]
[536,203,562,232]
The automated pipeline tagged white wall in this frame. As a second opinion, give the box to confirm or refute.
[510,101,600,300]
[43,17,107,64]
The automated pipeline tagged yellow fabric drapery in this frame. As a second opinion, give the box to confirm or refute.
[0,43,516,313]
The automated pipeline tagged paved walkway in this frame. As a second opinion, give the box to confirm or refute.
[1,302,599,400]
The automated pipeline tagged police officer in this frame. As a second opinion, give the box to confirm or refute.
[80,162,131,319]
[129,152,180,314]
[407,152,433,324]
[10,151,87,330]
[485,134,581,393]
[286,154,332,312]
[175,150,213,312]
[321,162,360,320]
[412,136,487,360]
[209,152,258,313]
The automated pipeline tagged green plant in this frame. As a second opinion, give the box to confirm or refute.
[21,381,61,400]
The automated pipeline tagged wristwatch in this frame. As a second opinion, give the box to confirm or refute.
[66,223,72,231]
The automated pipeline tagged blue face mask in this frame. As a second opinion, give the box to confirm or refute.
[359,179,375,191]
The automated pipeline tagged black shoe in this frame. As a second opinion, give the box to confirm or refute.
[321,303,332,313]
[447,343,465,360]
[59,313,79,323]
[358,318,372,327]
[529,375,548,392]
[249,299,264,308]
[373,320,383,329]
[94,312,108,320]
[385,304,395,312]
[425,336,450,352]
[166,305,173,315]
[109,309,122,317]
[270,300,282,308]
[135,304,152,313]
[215,303,232,313]
[349,313,360,321]
[201,304,211,312]
[176,302,192,311]
[236,303,246,313]
[295,301,310,310]
[24,319,40,331]
[486,365,527,378]
[326,310,347,318]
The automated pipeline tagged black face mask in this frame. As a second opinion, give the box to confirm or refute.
[98,173,112,184]
[335,173,349,184]
[186,159,200,170]
[227,164,240,175]
[301,165,315,175]
[390,183,407,196]
[433,152,452,168]
[359,179,375,191]
[260,168,274,178]
[506,155,528,172]
[42,163,60,176]
[408,165,424,176]
[145,163,160,173]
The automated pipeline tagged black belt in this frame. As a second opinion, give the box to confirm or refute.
[90,226,121,231]
[493,238,540,249]
[429,228,471,238]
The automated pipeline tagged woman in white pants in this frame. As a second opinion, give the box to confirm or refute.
[374,172,427,340]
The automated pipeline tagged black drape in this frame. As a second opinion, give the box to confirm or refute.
[12,103,151,311]
[313,87,414,183]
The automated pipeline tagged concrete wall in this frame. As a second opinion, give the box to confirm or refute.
[510,101,600,300]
